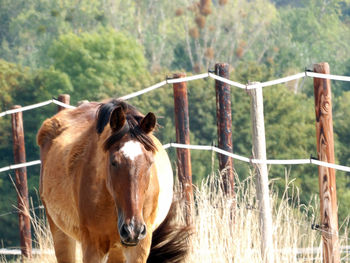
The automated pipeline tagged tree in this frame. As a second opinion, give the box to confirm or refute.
[172,0,278,72]
[48,28,148,103]
[272,0,350,80]
[0,0,105,67]
[100,0,190,72]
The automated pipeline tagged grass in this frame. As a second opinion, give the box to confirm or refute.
[187,173,321,262]
[185,172,350,262]
[2,172,349,262]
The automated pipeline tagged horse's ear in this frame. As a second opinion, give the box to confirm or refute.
[110,106,126,132]
[140,112,156,134]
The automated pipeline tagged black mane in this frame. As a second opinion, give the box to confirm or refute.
[96,99,157,152]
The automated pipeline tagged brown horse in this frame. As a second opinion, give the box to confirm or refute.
[37,99,189,263]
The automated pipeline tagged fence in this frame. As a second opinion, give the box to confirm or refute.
[1,62,350,262]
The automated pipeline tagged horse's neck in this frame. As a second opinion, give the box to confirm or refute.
[76,135,114,210]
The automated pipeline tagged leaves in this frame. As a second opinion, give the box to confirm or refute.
[48,28,148,102]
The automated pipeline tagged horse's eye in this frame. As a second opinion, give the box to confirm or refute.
[111,161,118,167]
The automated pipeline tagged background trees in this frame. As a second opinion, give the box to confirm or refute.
[48,28,148,102]
[0,0,349,247]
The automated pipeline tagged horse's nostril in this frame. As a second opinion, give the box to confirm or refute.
[120,224,130,239]
[139,224,147,239]
[120,222,146,243]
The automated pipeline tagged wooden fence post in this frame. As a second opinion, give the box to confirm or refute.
[172,73,193,224]
[11,106,32,259]
[215,63,234,195]
[57,94,70,112]
[249,83,274,263]
[313,62,340,263]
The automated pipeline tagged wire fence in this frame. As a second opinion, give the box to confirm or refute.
[2,141,350,175]
[0,205,43,218]
[0,160,41,174]
[163,143,350,172]
[0,70,350,174]
[0,248,54,256]
[0,99,75,118]
[1,70,350,171]
[1,70,350,117]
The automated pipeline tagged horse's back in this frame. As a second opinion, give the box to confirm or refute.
[37,102,99,149]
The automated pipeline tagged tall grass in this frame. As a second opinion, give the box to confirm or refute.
[2,172,349,262]
[186,172,349,262]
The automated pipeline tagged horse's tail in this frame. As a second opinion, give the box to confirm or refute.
[147,201,192,263]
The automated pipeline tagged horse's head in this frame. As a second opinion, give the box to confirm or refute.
[97,101,157,246]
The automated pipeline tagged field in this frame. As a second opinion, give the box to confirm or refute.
[1,173,349,263]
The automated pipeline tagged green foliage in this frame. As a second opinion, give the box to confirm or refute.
[0,60,29,109]
[273,0,350,78]
[48,29,148,102]
[0,60,30,167]
[0,0,106,67]
[334,91,350,165]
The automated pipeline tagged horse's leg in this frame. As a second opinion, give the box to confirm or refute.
[47,214,76,263]
[106,247,126,263]
[123,233,152,263]
[81,238,107,263]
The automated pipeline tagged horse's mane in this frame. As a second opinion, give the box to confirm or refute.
[96,99,157,152]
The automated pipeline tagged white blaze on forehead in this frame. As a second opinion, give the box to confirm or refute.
[120,141,143,161]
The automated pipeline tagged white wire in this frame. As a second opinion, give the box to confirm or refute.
[119,73,210,100]
[162,143,171,149]
[263,159,310,165]
[166,142,213,151]
[208,72,247,89]
[166,73,210,84]
[311,159,350,172]
[259,72,307,88]
[306,72,350,82]
[0,248,54,256]
[2,144,350,173]
[0,100,53,117]
[118,80,167,100]
[164,143,350,172]
[52,99,76,109]
[0,99,74,118]
[9,160,42,170]
[0,160,41,173]
[212,146,251,163]
[0,166,11,173]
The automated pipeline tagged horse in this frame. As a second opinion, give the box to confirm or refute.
[37,99,190,263]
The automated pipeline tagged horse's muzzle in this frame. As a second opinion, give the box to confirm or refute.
[119,222,147,246]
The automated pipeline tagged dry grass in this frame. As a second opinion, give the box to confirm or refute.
[186,173,324,263]
[2,173,349,262]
